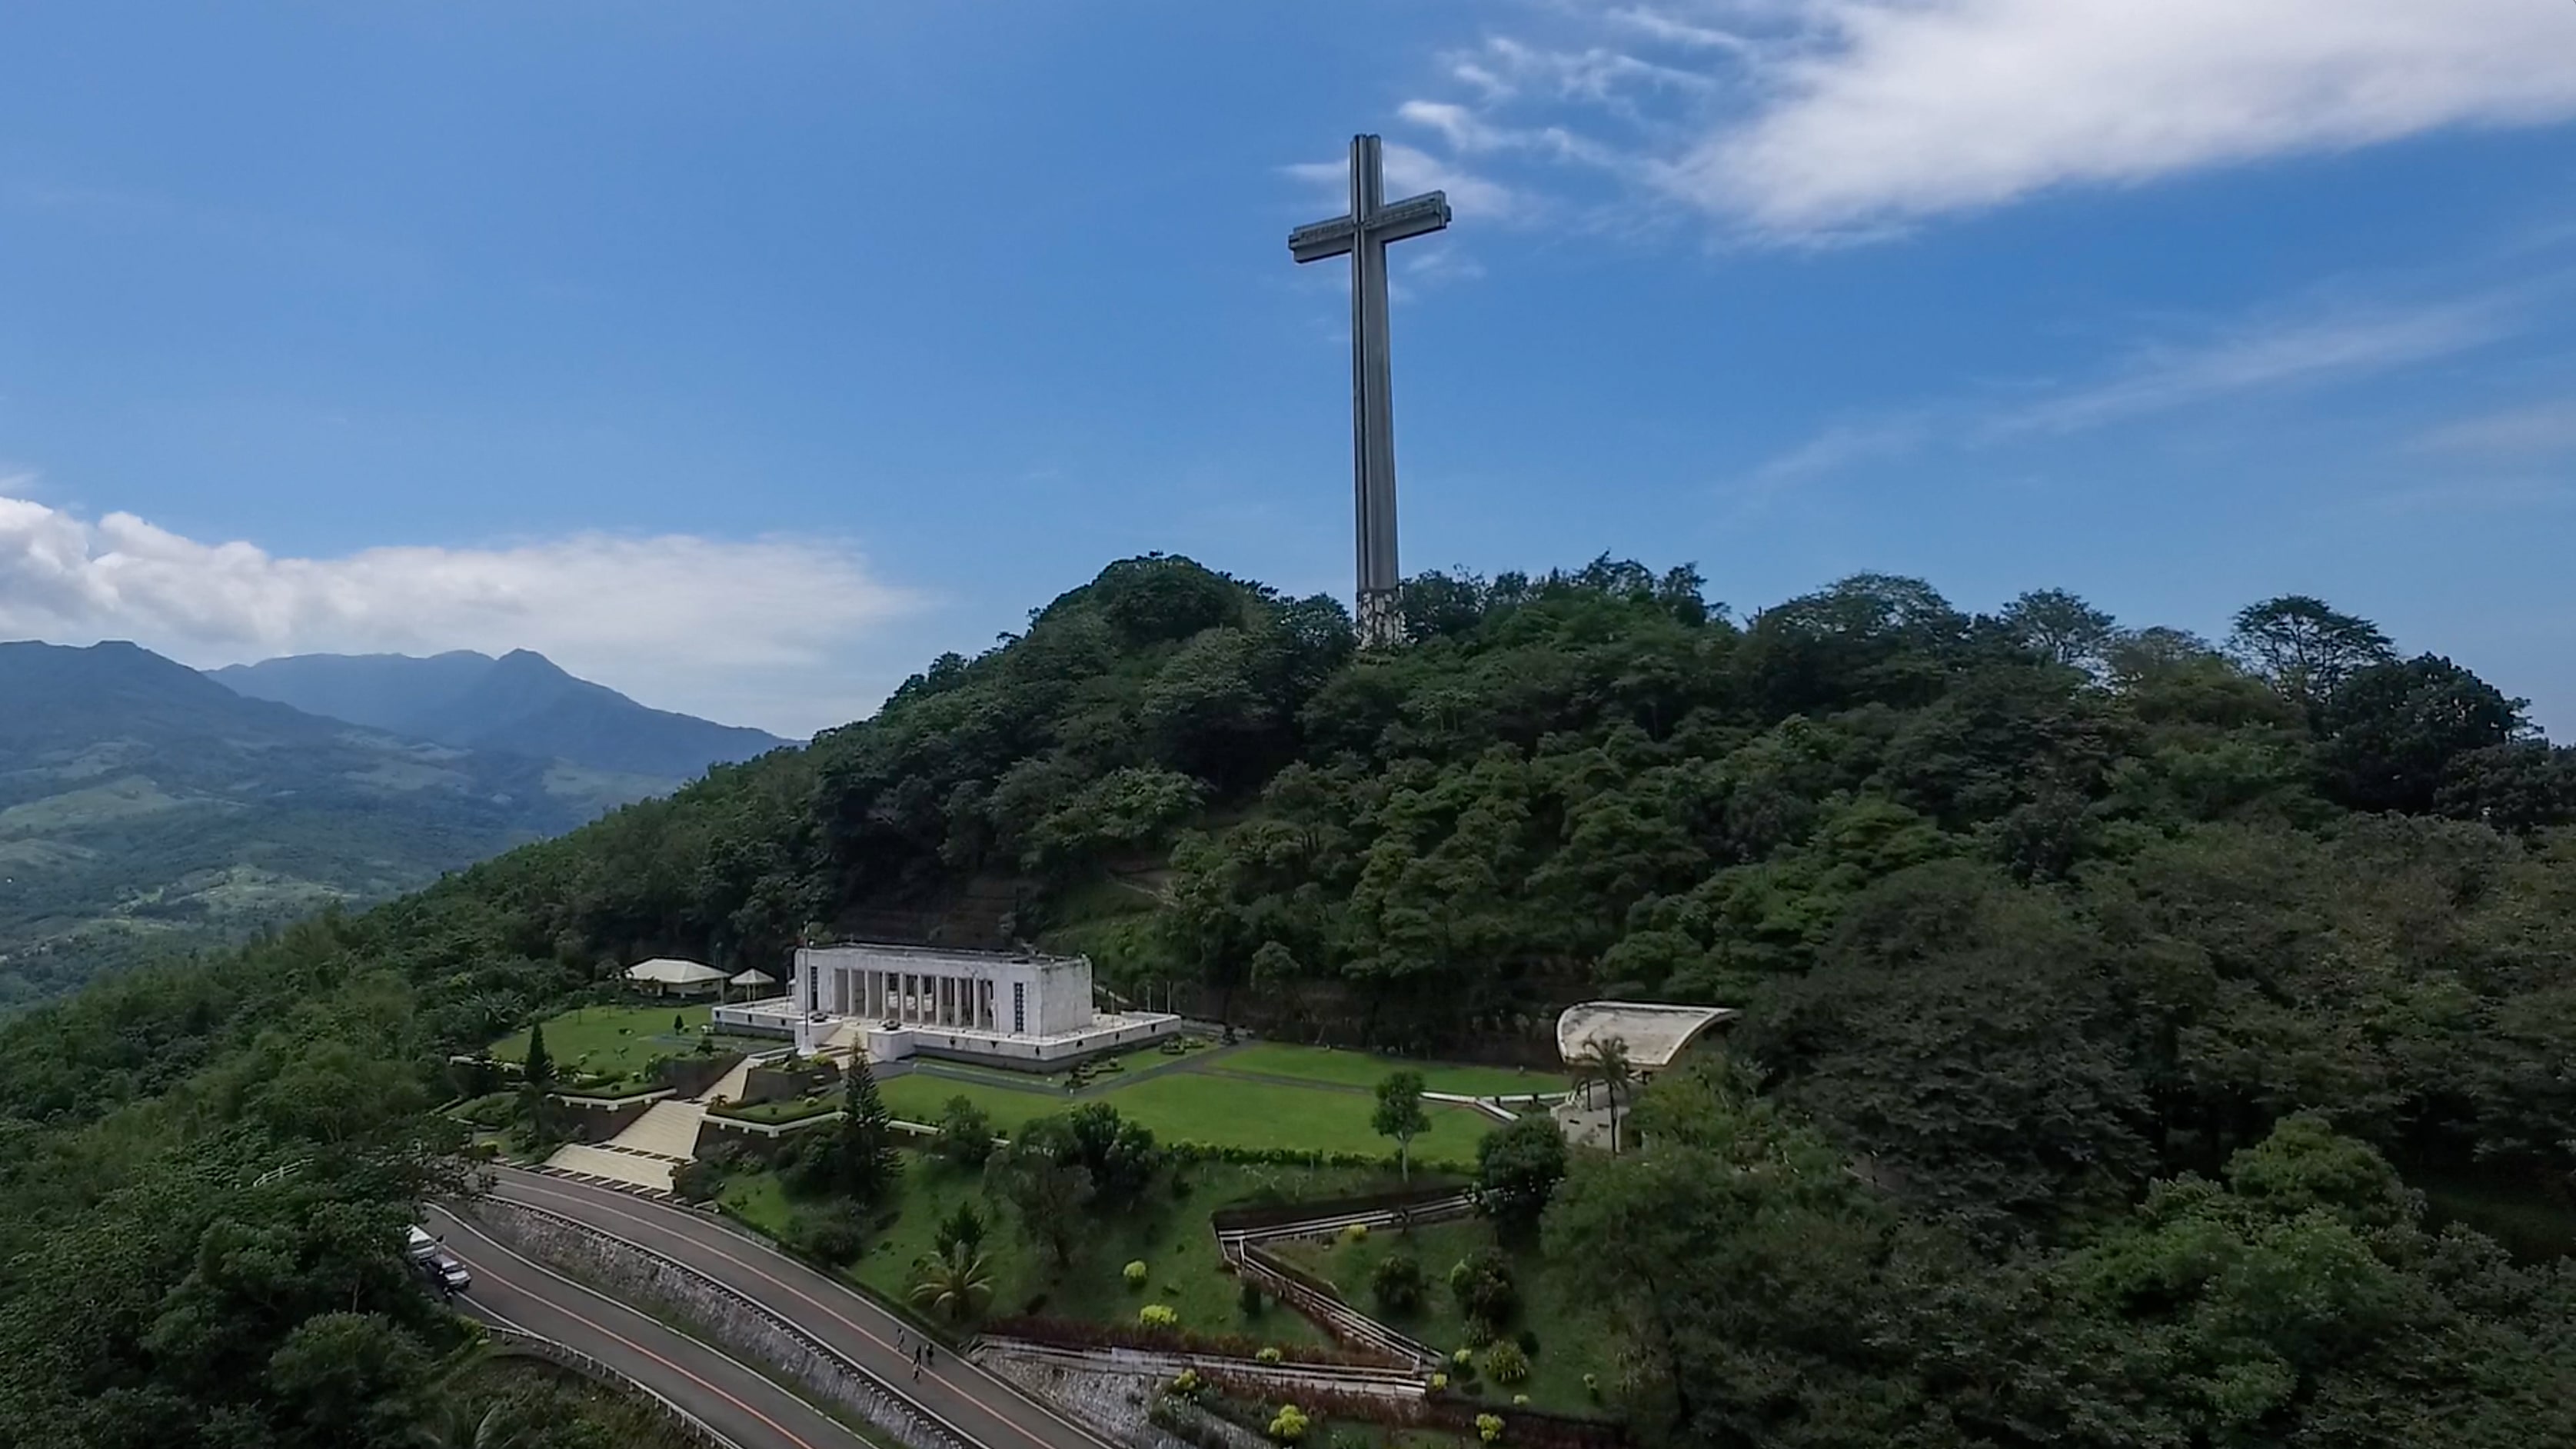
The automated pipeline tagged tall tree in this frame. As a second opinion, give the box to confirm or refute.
[1999,588,2118,673]
[2227,595,2397,720]
[1372,1070,1432,1181]
[984,1138,1092,1269]
[1475,1114,1569,1236]
[519,1020,554,1146]
[2318,653,2526,814]
[836,1052,902,1206]
[1572,1037,1635,1154]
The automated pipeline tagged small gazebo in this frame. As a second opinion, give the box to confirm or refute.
[624,957,727,998]
[727,968,780,1002]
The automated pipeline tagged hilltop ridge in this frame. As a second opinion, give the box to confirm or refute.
[211,647,791,779]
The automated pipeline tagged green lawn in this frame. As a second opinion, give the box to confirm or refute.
[880,1065,1498,1164]
[486,1003,714,1081]
[720,1157,1412,1349]
[1273,1217,1611,1415]
[1216,1044,1566,1098]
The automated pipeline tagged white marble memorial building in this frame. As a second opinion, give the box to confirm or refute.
[714,941,1180,1070]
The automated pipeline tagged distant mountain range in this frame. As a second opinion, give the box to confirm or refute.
[0,641,785,1007]
[211,648,791,780]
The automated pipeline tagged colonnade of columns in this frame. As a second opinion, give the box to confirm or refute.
[828,965,1003,1034]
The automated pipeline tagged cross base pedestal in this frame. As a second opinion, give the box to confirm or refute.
[1358,588,1406,650]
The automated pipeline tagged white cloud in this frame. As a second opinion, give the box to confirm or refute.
[0,488,922,736]
[1403,1,2576,241]
[1690,0,2576,235]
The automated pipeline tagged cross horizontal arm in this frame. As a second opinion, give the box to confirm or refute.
[1286,191,1453,264]
[1288,216,1356,264]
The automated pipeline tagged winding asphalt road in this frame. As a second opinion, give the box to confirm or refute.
[428,1204,870,1449]
[471,1165,1116,1449]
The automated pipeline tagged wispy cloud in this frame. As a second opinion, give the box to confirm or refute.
[2415,398,2576,458]
[1989,300,2514,437]
[0,488,923,735]
[1741,290,2524,485]
[1390,1,2576,243]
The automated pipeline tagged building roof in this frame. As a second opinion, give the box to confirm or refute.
[728,968,779,987]
[800,940,1087,969]
[624,957,727,986]
[1555,1001,1739,1071]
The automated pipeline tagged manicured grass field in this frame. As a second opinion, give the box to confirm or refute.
[1274,1217,1612,1414]
[1215,1043,1568,1098]
[486,1003,714,1081]
[880,1065,1497,1164]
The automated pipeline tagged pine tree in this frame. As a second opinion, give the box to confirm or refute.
[838,1053,902,1206]
[521,1021,556,1147]
[522,1021,554,1091]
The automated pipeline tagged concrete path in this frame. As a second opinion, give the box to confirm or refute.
[542,1099,706,1192]
[429,1202,872,1449]
[482,1165,1117,1449]
[702,1057,757,1106]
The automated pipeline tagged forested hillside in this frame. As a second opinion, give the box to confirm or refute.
[8,554,2576,1446]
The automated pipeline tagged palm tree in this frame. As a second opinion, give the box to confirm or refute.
[1573,1036,1635,1154]
[414,1398,527,1449]
[906,1241,997,1327]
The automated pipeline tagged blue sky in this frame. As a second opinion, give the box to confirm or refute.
[2,2,2573,736]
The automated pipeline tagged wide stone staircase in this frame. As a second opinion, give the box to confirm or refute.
[543,1099,705,1193]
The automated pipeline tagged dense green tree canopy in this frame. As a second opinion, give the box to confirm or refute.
[5,553,2576,1444]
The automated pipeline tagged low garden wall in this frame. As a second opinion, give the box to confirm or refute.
[549,1092,667,1143]
[654,1050,747,1100]
[1207,1183,1469,1235]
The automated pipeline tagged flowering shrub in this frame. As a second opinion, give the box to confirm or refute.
[1139,1304,1180,1329]
[1428,1372,1449,1393]
[1339,1223,1369,1245]
[1452,1348,1475,1368]
[1125,1261,1150,1287]
[1269,1405,1310,1443]
[1476,1414,1505,1444]
[1256,1347,1284,1364]
[1170,1369,1203,1396]
[1512,1395,1530,1408]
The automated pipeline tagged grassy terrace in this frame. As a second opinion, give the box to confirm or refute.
[1211,1043,1567,1098]
[880,1061,1499,1162]
[486,1003,715,1079]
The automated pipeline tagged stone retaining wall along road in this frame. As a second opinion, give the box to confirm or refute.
[469,1197,974,1449]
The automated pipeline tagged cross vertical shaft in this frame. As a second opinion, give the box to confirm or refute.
[1290,134,1450,648]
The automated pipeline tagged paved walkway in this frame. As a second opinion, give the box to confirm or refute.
[430,1202,870,1449]
[481,1165,1117,1449]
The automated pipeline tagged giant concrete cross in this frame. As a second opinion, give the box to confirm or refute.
[1290,134,1451,648]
